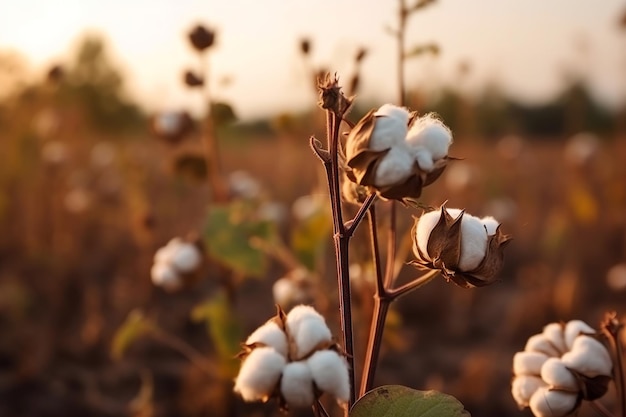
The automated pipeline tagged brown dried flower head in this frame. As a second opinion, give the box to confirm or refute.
[317,73,353,117]
[188,24,215,52]
[410,204,511,288]
[345,104,453,202]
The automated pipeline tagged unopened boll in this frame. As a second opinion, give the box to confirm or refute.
[280,361,315,408]
[307,350,350,404]
[286,305,332,360]
[245,320,289,358]
[234,347,286,402]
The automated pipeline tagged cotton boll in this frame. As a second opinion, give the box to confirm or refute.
[511,375,546,408]
[540,358,578,391]
[481,216,500,236]
[561,335,612,377]
[151,263,182,291]
[369,105,410,151]
[374,145,414,187]
[406,113,452,161]
[245,321,288,358]
[458,213,488,271]
[280,361,315,408]
[155,238,182,264]
[234,347,287,402]
[307,350,350,404]
[513,351,549,376]
[525,334,561,357]
[529,387,577,417]
[542,323,567,354]
[564,320,595,350]
[170,242,202,273]
[285,306,332,360]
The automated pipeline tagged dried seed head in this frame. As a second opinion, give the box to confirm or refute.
[46,64,64,83]
[344,104,453,202]
[317,73,352,117]
[184,70,204,88]
[299,38,311,55]
[411,204,511,288]
[188,24,215,52]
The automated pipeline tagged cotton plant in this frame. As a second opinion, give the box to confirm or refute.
[512,318,620,417]
[234,305,350,410]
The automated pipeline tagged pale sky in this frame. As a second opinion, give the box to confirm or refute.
[1,0,625,119]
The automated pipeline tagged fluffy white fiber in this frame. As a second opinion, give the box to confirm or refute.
[234,347,286,402]
[406,113,453,172]
[307,350,350,404]
[373,145,414,187]
[524,334,561,358]
[511,375,546,408]
[370,104,410,151]
[561,335,612,377]
[285,305,332,360]
[481,216,500,236]
[529,387,577,417]
[513,351,548,376]
[245,321,288,358]
[280,361,315,408]
[150,263,181,291]
[170,242,202,273]
[540,358,578,391]
[541,323,567,354]
[564,320,595,350]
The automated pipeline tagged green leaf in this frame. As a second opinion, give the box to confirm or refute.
[204,202,276,277]
[351,385,470,417]
[191,292,242,369]
[291,207,331,270]
[111,310,154,360]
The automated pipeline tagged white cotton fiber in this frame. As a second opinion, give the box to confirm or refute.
[245,321,288,358]
[171,242,202,273]
[561,335,612,377]
[150,263,181,291]
[541,323,567,354]
[513,351,549,376]
[457,213,488,271]
[540,358,578,391]
[524,334,561,357]
[307,350,350,404]
[280,361,315,408]
[373,145,414,187]
[511,375,546,408]
[529,387,577,417]
[481,216,500,236]
[285,305,332,360]
[369,105,410,151]
[406,113,452,170]
[234,347,286,402]
[564,320,595,350]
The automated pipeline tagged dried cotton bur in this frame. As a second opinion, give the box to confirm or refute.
[411,204,511,288]
[512,320,613,417]
[234,305,350,410]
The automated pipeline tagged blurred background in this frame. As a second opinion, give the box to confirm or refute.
[1,0,626,416]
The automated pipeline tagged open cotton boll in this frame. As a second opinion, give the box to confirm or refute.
[481,216,500,236]
[406,113,452,161]
[373,145,414,187]
[245,321,288,358]
[280,361,315,408]
[171,242,202,273]
[458,213,489,271]
[234,347,286,402]
[151,263,182,291]
[307,350,350,404]
[529,387,577,417]
[561,335,612,377]
[513,351,549,375]
[512,376,546,408]
[540,358,578,391]
[285,305,325,330]
[285,305,332,359]
[369,104,410,151]
[525,334,562,357]
[154,240,179,264]
[564,320,595,350]
[542,323,567,354]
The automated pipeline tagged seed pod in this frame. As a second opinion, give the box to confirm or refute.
[188,24,215,51]
[410,204,511,288]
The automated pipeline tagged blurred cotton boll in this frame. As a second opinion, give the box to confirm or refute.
[272,270,312,309]
[484,197,517,223]
[150,263,181,292]
[606,263,626,291]
[496,135,525,161]
[257,201,287,224]
[564,132,600,166]
[150,111,193,144]
[41,140,69,166]
[151,238,203,291]
[228,170,261,200]
[64,188,91,213]
[444,161,477,192]
[90,142,116,169]
[292,194,323,221]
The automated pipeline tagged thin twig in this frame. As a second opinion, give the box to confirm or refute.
[314,400,331,417]
[590,400,617,417]
[151,328,216,377]
[346,193,377,236]
[387,270,439,300]
[383,202,397,288]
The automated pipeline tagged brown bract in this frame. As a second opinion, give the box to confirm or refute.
[188,25,215,51]
[410,205,512,288]
[344,111,451,202]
